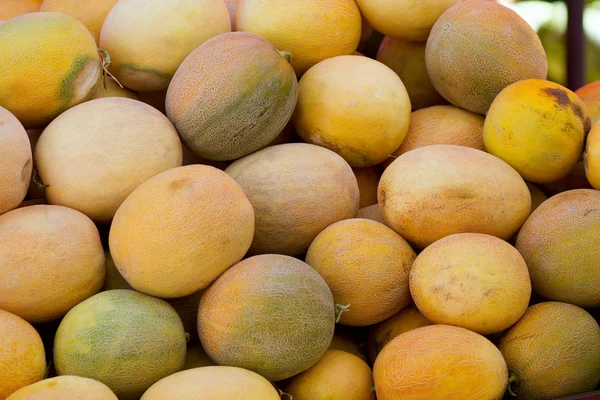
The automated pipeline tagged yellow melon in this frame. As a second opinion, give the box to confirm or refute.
[0,310,46,399]
[373,324,508,399]
[100,0,230,92]
[306,218,416,326]
[93,76,139,100]
[499,302,600,400]
[225,143,359,256]
[7,376,118,400]
[292,55,412,168]
[109,165,254,298]
[0,0,40,20]
[235,0,361,76]
[140,366,280,400]
[0,205,105,323]
[198,254,335,382]
[353,166,382,208]
[379,144,531,249]
[355,204,385,225]
[539,160,593,195]
[0,106,32,215]
[426,1,547,114]
[183,347,216,370]
[0,12,102,128]
[515,189,600,308]
[584,120,600,189]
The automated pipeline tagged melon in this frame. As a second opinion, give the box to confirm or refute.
[53,289,187,400]
[584,120,600,189]
[183,347,216,370]
[0,106,32,215]
[0,0,40,20]
[539,160,593,195]
[166,32,298,161]
[373,325,508,399]
[306,218,416,326]
[353,166,382,208]
[575,80,600,126]
[484,79,590,184]
[6,376,118,400]
[100,0,230,92]
[499,302,600,400]
[0,310,46,399]
[0,205,105,323]
[292,55,411,168]
[379,144,531,249]
[197,254,335,382]
[355,204,385,225]
[515,189,600,308]
[109,165,254,298]
[426,1,548,114]
[0,12,102,128]
[93,76,139,100]
[235,0,361,76]
[140,366,280,400]
[225,143,359,256]
[34,97,183,223]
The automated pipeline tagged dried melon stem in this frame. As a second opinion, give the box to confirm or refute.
[335,303,351,323]
[98,48,124,90]
[507,372,520,397]
[278,50,292,65]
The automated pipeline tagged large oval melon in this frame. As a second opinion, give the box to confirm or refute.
[7,376,118,400]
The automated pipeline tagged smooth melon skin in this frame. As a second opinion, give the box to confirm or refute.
[373,324,508,400]
[235,0,361,76]
[0,12,102,129]
[499,302,600,400]
[100,0,230,92]
[109,165,254,298]
[6,376,118,400]
[0,0,40,20]
[225,143,359,256]
[0,310,46,400]
[140,366,280,400]
[379,144,531,249]
[0,106,32,215]
[584,120,600,189]
[166,32,298,161]
[53,290,187,400]
[426,1,548,115]
[515,189,600,308]
[198,254,335,382]
[484,79,590,184]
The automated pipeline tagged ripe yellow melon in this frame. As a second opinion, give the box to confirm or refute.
[328,329,368,363]
[0,205,105,323]
[225,143,359,256]
[515,189,600,308]
[54,290,187,400]
[109,165,254,298]
[183,347,216,370]
[584,120,600,189]
[285,350,375,400]
[7,376,118,400]
[376,37,446,111]
[0,310,46,399]
[306,218,416,326]
[484,79,590,184]
[426,1,548,114]
[373,324,508,399]
[198,254,335,382]
[35,98,182,223]
[235,0,361,76]
[410,233,531,334]
[292,55,411,167]
[0,106,32,215]
[100,0,230,92]
[499,302,600,400]
[40,0,118,45]
[0,0,40,20]
[353,166,382,208]
[0,12,102,128]
[379,144,531,249]
[575,80,600,126]
[140,366,280,400]
[93,76,139,100]
[355,204,385,224]
[367,305,432,364]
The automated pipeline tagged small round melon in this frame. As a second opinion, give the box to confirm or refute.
[584,120,600,189]
[7,376,118,400]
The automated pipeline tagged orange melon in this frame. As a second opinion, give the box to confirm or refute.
[225,143,359,256]
[353,166,382,208]
[305,218,416,326]
[198,254,335,382]
[0,205,105,323]
[575,80,600,126]
[93,76,139,100]
[426,1,548,114]
[355,204,385,224]
[235,0,361,76]
[379,145,531,249]
[0,12,102,128]
[109,165,254,298]
[0,0,40,20]
[515,189,600,308]
[100,0,230,92]
[584,120,600,189]
[166,32,298,161]
[7,376,118,400]
[0,310,46,399]
[0,106,32,215]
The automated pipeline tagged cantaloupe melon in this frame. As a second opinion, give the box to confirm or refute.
[584,120,600,189]
[426,0,548,114]
[166,32,298,161]
[100,0,230,92]
[198,254,335,382]
[0,0,40,20]
[575,80,600,126]
[7,376,118,400]
[353,166,382,208]
[355,204,385,225]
